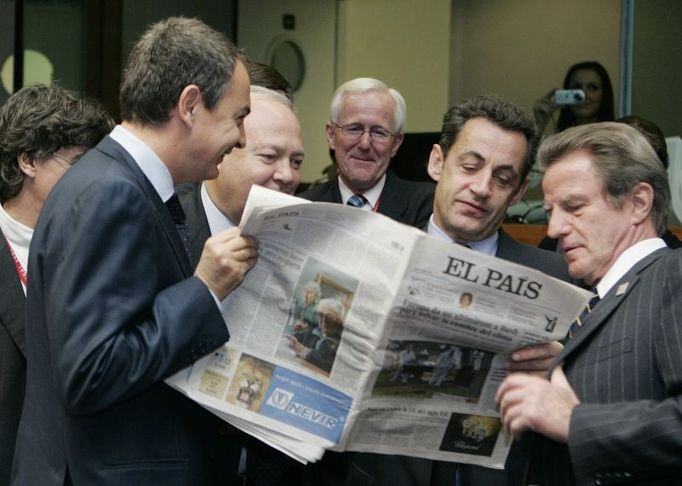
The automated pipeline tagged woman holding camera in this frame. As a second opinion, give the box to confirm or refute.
[534,61,615,136]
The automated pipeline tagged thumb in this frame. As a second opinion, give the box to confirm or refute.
[550,364,571,390]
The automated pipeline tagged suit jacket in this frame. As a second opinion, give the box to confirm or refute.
[299,171,435,228]
[0,234,26,485]
[346,229,572,486]
[12,136,229,486]
[526,247,682,486]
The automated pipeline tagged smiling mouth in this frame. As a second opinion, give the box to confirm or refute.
[350,156,375,163]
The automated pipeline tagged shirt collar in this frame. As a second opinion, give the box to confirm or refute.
[338,174,386,210]
[109,125,174,202]
[595,238,666,298]
[426,214,499,256]
[201,182,236,234]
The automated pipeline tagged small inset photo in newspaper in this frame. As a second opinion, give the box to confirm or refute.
[225,353,275,412]
[439,413,502,457]
[372,340,493,401]
[275,256,358,377]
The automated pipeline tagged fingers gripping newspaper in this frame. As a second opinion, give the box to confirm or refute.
[167,186,592,468]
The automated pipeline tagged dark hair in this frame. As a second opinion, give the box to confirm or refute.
[438,94,538,183]
[246,61,293,102]
[617,115,668,169]
[538,122,670,235]
[0,84,114,203]
[557,61,614,131]
[120,17,242,126]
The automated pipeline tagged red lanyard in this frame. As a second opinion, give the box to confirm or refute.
[5,238,27,286]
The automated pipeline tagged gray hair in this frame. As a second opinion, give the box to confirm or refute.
[438,94,538,184]
[329,77,406,133]
[317,298,344,321]
[538,122,670,235]
[250,86,294,111]
[120,17,242,126]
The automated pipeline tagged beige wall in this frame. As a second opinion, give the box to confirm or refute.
[238,0,337,183]
[451,0,622,116]
[238,0,627,183]
[337,0,451,133]
[632,0,681,137]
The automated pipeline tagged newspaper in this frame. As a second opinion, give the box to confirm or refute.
[167,185,592,468]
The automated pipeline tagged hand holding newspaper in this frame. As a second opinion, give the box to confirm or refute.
[167,186,592,467]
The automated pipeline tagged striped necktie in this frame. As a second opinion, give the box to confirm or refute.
[347,194,368,208]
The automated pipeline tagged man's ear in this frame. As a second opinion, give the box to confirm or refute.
[427,144,444,182]
[177,85,202,127]
[630,181,655,226]
[389,132,404,158]
[325,122,336,150]
[510,178,531,205]
[17,153,36,178]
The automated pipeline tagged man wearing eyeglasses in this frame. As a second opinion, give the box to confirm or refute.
[300,77,434,228]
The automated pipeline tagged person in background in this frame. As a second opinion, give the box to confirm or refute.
[245,60,294,103]
[298,76,435,486]
[497,122,682,485]
[618,115,680,248]
[534,61,614,137]
[300,77,434,228]
[12,17,257,485]
[0,83,112,486]
[346,94,572,486]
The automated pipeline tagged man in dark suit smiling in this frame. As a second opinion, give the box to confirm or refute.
[12,17,257,486]
[300,77,434,228]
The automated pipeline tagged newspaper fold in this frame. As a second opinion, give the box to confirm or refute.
[167,185,592,468]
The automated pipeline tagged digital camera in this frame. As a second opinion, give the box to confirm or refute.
[554,89,586,105]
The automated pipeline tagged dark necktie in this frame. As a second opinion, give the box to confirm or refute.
[347,194,368,208]
[569,291,600,338]
[165,194,190,255]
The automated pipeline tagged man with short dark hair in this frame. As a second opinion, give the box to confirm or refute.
[12,17,257,485]
[300,77,434,227]
[346,95,571,486]
[497,122,682,485]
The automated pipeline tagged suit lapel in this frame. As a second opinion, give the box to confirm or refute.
[0,238,27,355]
[376,171,407,220]
[557,248,667,364]
[495,229,522,261]
[96,137,192,276]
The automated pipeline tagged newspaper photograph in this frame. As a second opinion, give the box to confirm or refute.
[167,185,593,468]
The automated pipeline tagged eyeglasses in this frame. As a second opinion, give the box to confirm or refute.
[51,152,84,167]
[333,123,396,144]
